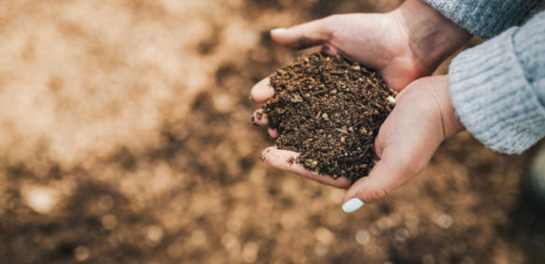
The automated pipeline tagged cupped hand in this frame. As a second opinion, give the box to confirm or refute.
[266,12,423,91]
[341,75,464,210]
[251,0,470,96]
[255,13,419,96]
[254,75,464,212]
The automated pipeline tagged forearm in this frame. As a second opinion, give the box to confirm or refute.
[514,12,545,106]
[392,0,472,72]
[449,11,545,154]
[422,0,545,39]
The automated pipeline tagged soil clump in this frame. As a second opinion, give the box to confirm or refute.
[263,53,396,182]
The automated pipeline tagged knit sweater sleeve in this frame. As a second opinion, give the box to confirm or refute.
[422,0,545,39]
[448,11,545,154]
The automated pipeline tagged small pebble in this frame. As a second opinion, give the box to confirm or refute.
[388,96,396,104]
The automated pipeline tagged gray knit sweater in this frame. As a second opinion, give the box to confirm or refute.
[423,0,545,154]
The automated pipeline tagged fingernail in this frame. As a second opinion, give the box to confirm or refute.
[342,198,364,213]
[271,28,286,34]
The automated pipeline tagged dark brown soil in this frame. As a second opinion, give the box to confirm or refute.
[264,53,396,182]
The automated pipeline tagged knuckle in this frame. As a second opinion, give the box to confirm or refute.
[322,15,340,37]
[358,187,389,203]
[325,14,341,23]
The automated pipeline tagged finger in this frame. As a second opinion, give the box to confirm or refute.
[250,110,279,138]
[271,16,335,50]
[341,151,416,213]
[251,109,268,126]
[250,78,275,103]
[261,147,351,189]
[320,45,340,57]
[268,128,279,138]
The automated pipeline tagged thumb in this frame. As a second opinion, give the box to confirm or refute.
[270,16,336,50]
[341,152,417,213]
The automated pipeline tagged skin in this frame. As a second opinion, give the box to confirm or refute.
[251,0,472,206]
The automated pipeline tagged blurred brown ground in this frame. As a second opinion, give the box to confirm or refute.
[0,0,544,263]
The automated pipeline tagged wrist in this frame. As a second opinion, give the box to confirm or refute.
[433,75,465,138]
[391,0,471,72]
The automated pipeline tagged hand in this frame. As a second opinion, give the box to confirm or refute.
[256,76,465,212]
[251,0,470,95]
[341,75,464,211]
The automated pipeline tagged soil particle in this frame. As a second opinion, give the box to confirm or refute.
[263,53,396,182]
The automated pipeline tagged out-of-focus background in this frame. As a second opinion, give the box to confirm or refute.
[0,0,544,263]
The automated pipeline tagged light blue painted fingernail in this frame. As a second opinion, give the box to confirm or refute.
[271,28,286,34]
[342,198,364,213]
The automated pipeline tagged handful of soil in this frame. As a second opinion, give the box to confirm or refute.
[263,53,396,182]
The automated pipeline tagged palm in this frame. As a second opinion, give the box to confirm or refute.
[272,14,429,91]
[344,76,463,202]
[366,78,449,196]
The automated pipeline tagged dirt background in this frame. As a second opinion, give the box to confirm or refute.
[0,0,544,263]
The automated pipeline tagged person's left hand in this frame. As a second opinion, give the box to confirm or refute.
[254,75,465,212]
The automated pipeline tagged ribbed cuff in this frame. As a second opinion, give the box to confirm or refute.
[422,0,544,39]
[449,28,545,154]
